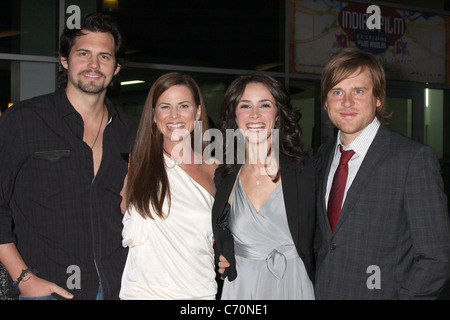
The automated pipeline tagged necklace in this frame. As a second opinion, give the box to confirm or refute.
[91,106,105,149]
[243,165,263,185]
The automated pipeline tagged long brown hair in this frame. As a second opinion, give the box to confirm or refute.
[219,72,304,179]
[126,72,209,219]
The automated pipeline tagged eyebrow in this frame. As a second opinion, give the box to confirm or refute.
[75,49,113,56]
[331,86,369,91]
[157,100,193,106]
[239,98,274,103]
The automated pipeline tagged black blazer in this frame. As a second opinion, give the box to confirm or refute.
[211,152,318,282]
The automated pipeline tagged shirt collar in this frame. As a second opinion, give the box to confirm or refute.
[56,85,78,117]
[336,117,380,159]
[56,84,120,123]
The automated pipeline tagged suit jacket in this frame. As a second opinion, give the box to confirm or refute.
[212,152,318,283]
[315,124,450,299]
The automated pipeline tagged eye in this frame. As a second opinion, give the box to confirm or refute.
[100,54,111,61]
[180,104,191,109]
[238,103,251,109]
[332,90,343,96]
[158,104,170,110]
[260,103,272,108]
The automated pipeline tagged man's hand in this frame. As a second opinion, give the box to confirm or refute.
[19,273,74,299]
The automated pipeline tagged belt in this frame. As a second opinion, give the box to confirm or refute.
[234,243,298,280]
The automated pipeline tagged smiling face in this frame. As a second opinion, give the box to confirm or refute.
[61,30,120,95]
[324,67,381,146]
[235,82,278,145]
[153,84,201,150]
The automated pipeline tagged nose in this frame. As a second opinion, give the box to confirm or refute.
[169,106,179,118]
[342,93,354,108]
[250,106,260,118]
[88,56,100,69]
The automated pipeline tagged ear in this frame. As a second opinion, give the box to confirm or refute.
[376,97,382,108]
[60,56,69,70]
[114,63,121,76]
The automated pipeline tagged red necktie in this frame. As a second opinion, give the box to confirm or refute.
[327,145,355,232]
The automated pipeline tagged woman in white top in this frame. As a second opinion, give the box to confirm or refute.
[120,72,217,299]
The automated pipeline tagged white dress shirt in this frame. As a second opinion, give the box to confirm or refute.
[325,117,381,209]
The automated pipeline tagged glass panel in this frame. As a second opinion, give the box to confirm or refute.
[0,61,11,114]
[108,68,237,126]
[0,60,58,107]
[424,88,443,158]
[385,97,412,138]
[0,0,59,56]
[105,0,284,71]
[290,80,318,150]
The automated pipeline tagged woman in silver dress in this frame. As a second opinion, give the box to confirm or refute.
[212,73,317,299]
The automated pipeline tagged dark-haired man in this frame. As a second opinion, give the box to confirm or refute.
[0,13,136,300]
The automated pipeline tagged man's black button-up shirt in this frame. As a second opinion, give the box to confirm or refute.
[0,87,136,299]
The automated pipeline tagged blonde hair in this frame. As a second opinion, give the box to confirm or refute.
[321,48,391,121]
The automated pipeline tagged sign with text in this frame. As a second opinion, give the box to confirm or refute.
[291,0,447,84]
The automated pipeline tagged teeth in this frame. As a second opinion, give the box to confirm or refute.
[167,123,185,129]
[84,74,102,79]
[247,125,265,129]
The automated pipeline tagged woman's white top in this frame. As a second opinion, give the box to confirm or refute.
[120,154,217,300]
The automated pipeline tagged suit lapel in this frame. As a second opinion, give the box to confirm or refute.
[320,139,337,234]
[214,166,240,218]
[333,125,391,233]
[280,154,300,246]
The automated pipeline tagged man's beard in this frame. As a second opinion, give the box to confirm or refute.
[77,70,108,94]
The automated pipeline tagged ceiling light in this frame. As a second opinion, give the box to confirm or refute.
[120,80,145,86]
[102,0,120,12]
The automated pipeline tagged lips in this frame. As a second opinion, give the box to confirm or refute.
[340,112,358,119]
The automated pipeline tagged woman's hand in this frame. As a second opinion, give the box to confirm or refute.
[218,254,230,280]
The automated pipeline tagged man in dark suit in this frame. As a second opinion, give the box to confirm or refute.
[314,48,450,299]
